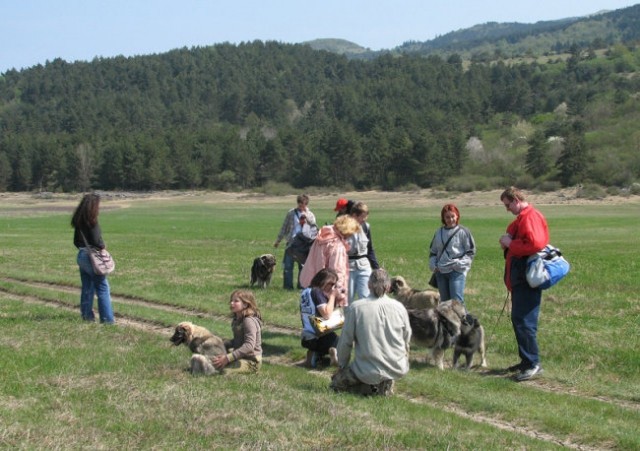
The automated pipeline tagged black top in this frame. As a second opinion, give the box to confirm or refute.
[363,222,380,270]
[74,223,105,250]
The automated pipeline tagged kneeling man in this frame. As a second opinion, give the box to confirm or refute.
[331,268,411,396]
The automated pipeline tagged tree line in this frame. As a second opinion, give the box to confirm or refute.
[1,40,639,192]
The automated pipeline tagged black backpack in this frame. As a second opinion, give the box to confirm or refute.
[286,226,318,264]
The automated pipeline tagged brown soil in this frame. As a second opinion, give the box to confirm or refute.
[1,188,638,214]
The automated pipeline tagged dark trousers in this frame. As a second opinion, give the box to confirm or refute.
[510,281,542,368]
[301,332,338,357]
[282,251,302,290]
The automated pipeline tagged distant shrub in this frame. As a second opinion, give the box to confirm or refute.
[445,175,498,192]
[430,189,452,199]
[33,192,55,199]
[514,174,535,190]
[445,177,475,193]
[393,183,421,193]
[630,183,640,195]
[213,170,239,192]
[576,183,607,200]
[302,185,351,196]
[606,186,621,196]
[538,180,562,192]
[259,182,296,196]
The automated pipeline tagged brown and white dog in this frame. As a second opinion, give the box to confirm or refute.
[390,275,440,310]
[407,300,468,370]
[170,321,226,375]
[453,313,488,370]
[250,254,276,288]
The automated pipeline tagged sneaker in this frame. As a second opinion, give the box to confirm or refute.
[506,362,527,372]
[516,365,543,381]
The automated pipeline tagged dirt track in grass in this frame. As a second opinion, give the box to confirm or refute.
[2,276,638,417]
[1,276,636,451]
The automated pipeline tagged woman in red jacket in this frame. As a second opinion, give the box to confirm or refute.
[499,187,549,382]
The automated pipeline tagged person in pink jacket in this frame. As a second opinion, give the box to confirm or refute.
[300,215,360,307]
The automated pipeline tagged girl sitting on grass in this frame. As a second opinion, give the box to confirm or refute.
[212,289,263,374]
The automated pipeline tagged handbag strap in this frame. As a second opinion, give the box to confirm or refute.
[437,226,461,261]
[79,230,90,248]
[79,229,98,250]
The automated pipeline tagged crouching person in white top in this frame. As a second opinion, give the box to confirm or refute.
[330,268,412,396]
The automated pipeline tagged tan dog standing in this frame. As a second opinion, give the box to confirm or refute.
[390,275,440,309]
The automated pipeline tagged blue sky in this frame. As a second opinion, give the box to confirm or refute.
[1,0,638,73]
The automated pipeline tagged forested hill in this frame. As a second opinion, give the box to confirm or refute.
[311,4,640,60]
[1,20,639,193]
[395,4,640,60]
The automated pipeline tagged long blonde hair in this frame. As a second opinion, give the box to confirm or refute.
[333,214,360,238]
[230,289,262,320]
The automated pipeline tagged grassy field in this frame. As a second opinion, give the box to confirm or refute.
[0,190,639,450]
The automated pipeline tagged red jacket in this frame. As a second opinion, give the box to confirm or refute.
[504,205,549,291]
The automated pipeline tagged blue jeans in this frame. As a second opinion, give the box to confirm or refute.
[77,249,115,324]
[511,282,542,367]
[282,251,302,290]
[349,265,371,302]
[436,270,466,304]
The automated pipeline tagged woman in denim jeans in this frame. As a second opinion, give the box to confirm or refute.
[71,193,114,324]
[346,202,380,303]
[428,204,476,306]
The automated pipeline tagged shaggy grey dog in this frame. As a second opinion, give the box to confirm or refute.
[250,253,276,288]
[390,275,440,309]
[407,300,468,370]
[453,313,488,370]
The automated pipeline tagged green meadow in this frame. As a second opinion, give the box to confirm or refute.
[0,191,638,450]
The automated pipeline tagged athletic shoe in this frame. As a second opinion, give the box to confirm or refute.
[516,365,543,381]
[507,362,527,372]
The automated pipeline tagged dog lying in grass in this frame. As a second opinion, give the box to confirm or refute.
[390,275,440,309]
[250,253,276,288]
[453,313,488,370]
[407,300,468,370]
[170,321,226,375]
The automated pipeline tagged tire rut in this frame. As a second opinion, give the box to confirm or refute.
[402,395,603,451]
[0,277,298,336]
